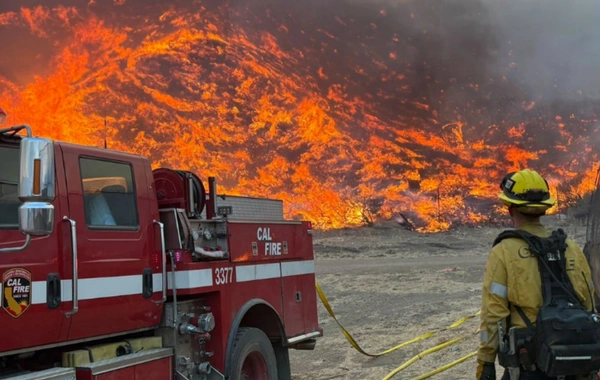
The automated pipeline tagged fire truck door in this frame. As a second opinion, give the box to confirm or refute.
[61,146,160,340]
[0,143,70,353]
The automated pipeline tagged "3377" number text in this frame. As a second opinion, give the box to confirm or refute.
[214,267,233,285]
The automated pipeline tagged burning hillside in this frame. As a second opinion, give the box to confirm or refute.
[1,0,599,231]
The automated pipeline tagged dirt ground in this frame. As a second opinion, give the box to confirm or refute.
[289,217,588,380]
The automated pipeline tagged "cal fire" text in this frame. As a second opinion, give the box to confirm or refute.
[7,278,30,294]
[257,227,282,256]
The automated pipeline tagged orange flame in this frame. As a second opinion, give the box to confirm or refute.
[1,1,599,232]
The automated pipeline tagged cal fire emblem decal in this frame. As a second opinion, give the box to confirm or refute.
[2,268,32,318]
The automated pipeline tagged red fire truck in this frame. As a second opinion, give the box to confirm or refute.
[0,109,322,380]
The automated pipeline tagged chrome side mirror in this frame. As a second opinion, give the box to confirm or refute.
[18,138,55,236]
[19,137,55,202]
[19,203,54,235]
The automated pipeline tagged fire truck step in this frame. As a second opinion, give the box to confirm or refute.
[0,367,75,380]
[75,348,173,379]
[62,337,163,367]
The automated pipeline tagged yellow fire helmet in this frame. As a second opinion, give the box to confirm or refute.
[498,169,556,214]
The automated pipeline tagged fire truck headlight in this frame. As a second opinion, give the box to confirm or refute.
[199,313,215,332]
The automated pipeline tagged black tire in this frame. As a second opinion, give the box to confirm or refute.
[273,344,291,380]
[229,327,278,380]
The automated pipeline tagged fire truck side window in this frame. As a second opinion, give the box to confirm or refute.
[79,158,139,229]
[0,146,20,229]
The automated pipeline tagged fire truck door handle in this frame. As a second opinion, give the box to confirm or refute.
[63,217,78,318]
[153,220,167,304]
[142,268,153,299]
[46,273,61,310]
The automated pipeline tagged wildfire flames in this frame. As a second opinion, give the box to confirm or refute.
[1,0,599,231]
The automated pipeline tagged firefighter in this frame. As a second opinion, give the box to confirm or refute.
[476,169,597,380]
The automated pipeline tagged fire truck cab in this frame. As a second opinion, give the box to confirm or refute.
[0,115,321,380]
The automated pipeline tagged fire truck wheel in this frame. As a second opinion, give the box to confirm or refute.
[230,327,278,380]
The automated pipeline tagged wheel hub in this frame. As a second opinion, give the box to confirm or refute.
[240,352,268,380]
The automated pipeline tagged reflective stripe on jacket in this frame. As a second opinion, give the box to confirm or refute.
[477,222,596,363]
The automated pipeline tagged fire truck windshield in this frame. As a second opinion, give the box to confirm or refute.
[0,146,20,229]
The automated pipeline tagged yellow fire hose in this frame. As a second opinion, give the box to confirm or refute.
[382,330,480,380]
[316,283,480,357]
[316,282,481,379]
[410,350,478,380]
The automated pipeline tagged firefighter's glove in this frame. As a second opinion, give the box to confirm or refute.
[476,360,496,380]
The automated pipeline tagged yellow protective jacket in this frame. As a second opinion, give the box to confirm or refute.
[477,221,596,364]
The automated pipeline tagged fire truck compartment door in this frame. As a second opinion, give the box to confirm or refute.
[61,145,162,340]
[280,260,317,337]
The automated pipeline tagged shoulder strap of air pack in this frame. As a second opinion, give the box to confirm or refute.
[492,229,543,249]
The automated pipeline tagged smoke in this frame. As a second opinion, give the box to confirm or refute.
[484,0,600,102]
[332,0,600,102]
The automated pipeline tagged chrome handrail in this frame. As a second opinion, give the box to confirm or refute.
[63,217,78,317]
[153,220,167,303]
